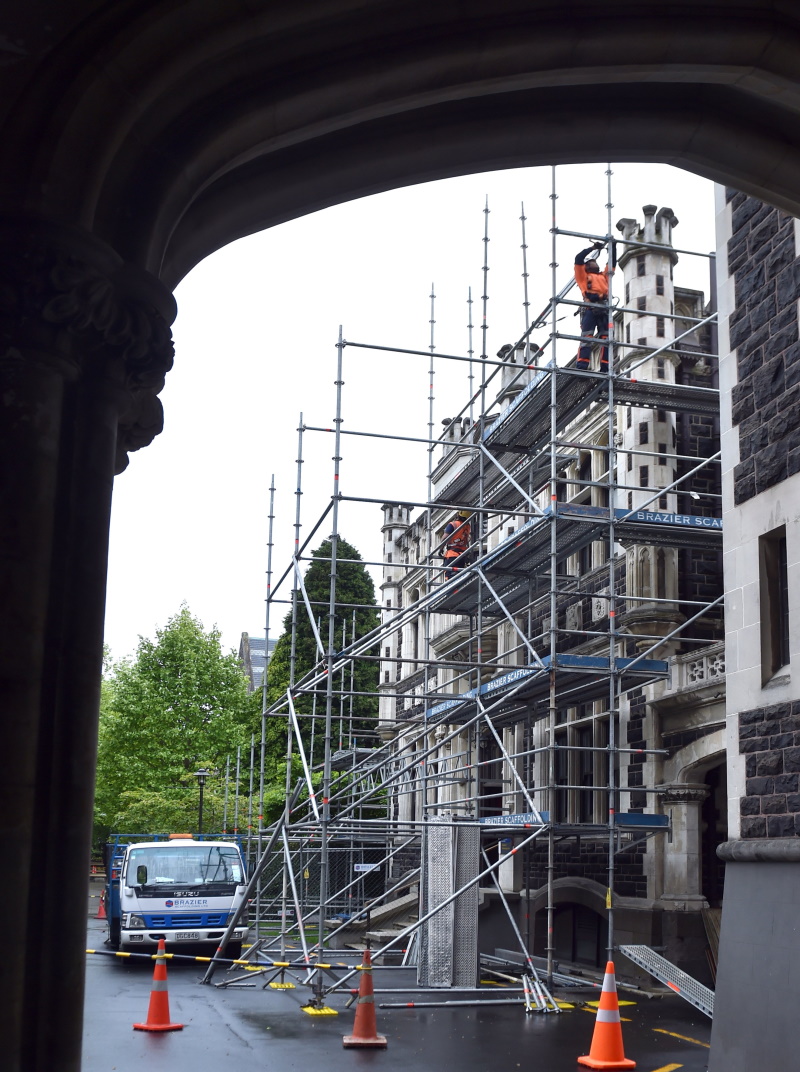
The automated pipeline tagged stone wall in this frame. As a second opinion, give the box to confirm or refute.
[726,191,800,504]
[738,701,800,837]
[525,838,647,898]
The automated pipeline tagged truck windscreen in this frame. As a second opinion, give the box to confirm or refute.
[126,845,244,887]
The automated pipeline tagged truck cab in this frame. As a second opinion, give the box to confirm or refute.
[105,833,249,957]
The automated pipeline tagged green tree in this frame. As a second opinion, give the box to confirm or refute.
[265,537,379,758]
[95,606,259,834]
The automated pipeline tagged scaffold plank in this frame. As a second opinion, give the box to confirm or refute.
[619,945,714,1019]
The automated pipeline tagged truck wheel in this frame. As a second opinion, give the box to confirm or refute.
[108,919,121,950]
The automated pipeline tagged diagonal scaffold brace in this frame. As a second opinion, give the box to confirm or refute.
[200,780,304,984]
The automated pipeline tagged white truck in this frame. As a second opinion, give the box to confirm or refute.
[105,833,249,957]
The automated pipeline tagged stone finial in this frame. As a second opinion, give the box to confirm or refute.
[656,206,679,240]
[616,217,639,239]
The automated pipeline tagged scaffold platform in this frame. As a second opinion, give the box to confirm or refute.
[433,364,718,508]
[430,501,721,616]
[423,653,669,724]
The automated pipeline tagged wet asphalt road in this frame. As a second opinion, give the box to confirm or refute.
[83,884,710,1072]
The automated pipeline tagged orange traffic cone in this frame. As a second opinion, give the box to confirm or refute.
[96,889,106,920]
[577,961,635,1069]
[133,939,184,1032]
[343,949,387,1048]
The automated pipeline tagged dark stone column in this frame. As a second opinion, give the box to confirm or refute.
[0,217,175,1072]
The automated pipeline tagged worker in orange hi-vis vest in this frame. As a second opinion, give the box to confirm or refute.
[574,242,615,371]
[443,511,472,579]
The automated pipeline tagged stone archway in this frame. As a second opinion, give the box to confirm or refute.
[3,5,800,1069]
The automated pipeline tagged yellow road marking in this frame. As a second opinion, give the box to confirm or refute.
[653,1028,710,1049]
[651,1064,682,1072]
[581,1009,631,1020]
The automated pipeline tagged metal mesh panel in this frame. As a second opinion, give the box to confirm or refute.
[417,816,478,988]
[418,818,454,986]
[452,822,479,987]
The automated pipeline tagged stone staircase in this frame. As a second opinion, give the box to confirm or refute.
[327,887,419,960]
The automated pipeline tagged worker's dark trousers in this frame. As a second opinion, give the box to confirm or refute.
[444,550,471,579]
[577,304,609,369]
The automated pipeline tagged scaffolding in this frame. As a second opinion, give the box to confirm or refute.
[203,166,723,1012]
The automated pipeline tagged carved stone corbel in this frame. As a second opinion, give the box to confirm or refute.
[0,217,176,472]
[657,783,709,806]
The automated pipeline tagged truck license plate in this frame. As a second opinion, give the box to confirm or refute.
[174,931,199,940]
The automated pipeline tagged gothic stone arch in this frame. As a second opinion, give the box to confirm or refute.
[3,4,800,1070]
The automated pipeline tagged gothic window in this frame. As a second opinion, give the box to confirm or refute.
[625,282,630,304]
[657,409,666,422]
[626,323,630,344]
[636,255,646,277]
[656,549,666,599]
[639,422,649,445]
[638,337,647,346]
[659,494,668,509]
[579,453,592,486]
[637,296,646,316]
[640,549,652,598]
[640,465,649,487]
[658,443,667,458]
[626,408,632,428]
[657,357,666,378]
[578,542,591,576]
[577,725,594,822]
[760,527,790,683]
[656,317,665,338]
[627,451,633,472]
[656,274,664,295]
[555,733,569,822]
[553,713,609,823]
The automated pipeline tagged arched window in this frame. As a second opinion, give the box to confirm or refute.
[640,549,652,598]
[656,549,666,600]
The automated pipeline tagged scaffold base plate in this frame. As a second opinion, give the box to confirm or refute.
[301,1005,338,1016]
[269,981,296,988]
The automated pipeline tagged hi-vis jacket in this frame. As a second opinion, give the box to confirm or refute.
[574,246,610,303]
[443,518,470,558]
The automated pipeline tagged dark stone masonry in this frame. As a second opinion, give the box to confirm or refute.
[739,700,800,837]
[526,839,647,899]
[726,190,800,504]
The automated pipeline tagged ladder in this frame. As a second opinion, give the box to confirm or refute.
[619,945,714,1019]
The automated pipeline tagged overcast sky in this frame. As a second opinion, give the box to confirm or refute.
[103,162,717,663]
